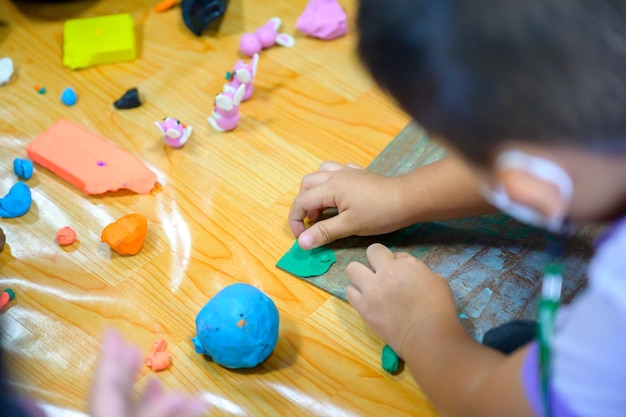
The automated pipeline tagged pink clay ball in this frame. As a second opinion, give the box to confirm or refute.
[257,29,276,48]
[240,34,261,56]
[56,226,77,246]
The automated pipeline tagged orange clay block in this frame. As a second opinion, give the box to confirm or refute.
[56,226,77,245]
[26,119,157,195]
[101,213,148,255]
[145,339,170,371]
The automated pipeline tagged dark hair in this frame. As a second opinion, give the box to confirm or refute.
[0,344,30,417]
[357,0,626,164]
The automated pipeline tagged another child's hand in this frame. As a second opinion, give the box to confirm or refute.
[346,243,457,358]
[90,330,206,417]
[289,162,406,249]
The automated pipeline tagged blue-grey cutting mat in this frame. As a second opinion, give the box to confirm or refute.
[300,123,599,341]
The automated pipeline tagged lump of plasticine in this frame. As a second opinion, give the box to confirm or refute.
[207,83,245,132]
[0,57,14,85]
[13,158,34,180]
[276,239,336,277]
[296,0,347,40]
[239,17,295,57]
[26,119,158,195]
[56,226,77,246]
[114,87,142,109]
[101,213,148,255]
[0,227,5,252]
[63,14,136,70]
[145,339,170,371]
[192,283,279,369]
[0,289,15,311]
[61,87,78,106]
[0,182,32,218]
[182,0,227,36]
[381,344,400,374]
[155,117,192,148]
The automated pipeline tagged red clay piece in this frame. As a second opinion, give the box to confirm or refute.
[56,226,77,245]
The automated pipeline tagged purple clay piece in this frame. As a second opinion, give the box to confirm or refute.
[0,182,32,218]
[13,158,34,180]
[113,87,142,109]
[239,17,295,57]
[192,283,279,369]
[296,0,348,40]
[207,83,245,132]
[223,54,259,102]
[155,117,193,148]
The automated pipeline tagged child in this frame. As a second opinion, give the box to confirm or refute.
[289,1,626,416]
[1,330,206,417]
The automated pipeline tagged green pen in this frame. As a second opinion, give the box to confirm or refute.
[538,261,562,417]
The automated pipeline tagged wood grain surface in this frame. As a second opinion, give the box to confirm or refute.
[0,1,441,416]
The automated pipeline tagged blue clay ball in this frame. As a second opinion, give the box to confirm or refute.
[61,87,77,106]
[192,283,279,369]
[0,182,32,218]
[13,158,33,180]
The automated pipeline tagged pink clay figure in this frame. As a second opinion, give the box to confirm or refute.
[296,0,348,40]
[239,17,295,57]
[207,83,246,132]
[223,53,259,102]
[145,339,170,372]
[154,117,193,148]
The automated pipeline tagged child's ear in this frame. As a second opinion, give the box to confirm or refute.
[498,169,568,218]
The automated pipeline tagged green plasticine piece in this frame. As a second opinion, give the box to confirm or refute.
[382,344,400,374]
[3,289,15,300]
[276,240,336,278]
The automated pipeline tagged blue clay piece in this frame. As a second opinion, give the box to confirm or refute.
[192,283,279,369]
[0,182,32,218]
[61,87,77,106]
[13,158,33,180]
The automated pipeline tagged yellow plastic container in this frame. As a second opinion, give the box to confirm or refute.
[63,13,136,70]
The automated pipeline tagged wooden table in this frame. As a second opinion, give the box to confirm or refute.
[0,1,439,415]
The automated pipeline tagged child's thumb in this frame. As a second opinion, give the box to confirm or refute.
[298,217,351,249]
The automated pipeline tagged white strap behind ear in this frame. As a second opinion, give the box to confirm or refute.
[495,150,574,202]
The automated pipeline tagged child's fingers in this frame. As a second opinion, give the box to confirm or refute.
[137,393,205,417]
[299,170,334,195]
[298,215,354,249]
[90,330,133,417]
[137,377,165,410]
[345,261,374,296]
[288,185,332,237]
[365,243,395,272]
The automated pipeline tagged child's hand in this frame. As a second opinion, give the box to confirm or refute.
[346,243,457,358]
[90,330,207,417]
[289,162,407,249]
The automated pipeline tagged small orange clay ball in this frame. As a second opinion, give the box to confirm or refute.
[101,213,148,255]
[56,226,77,245]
